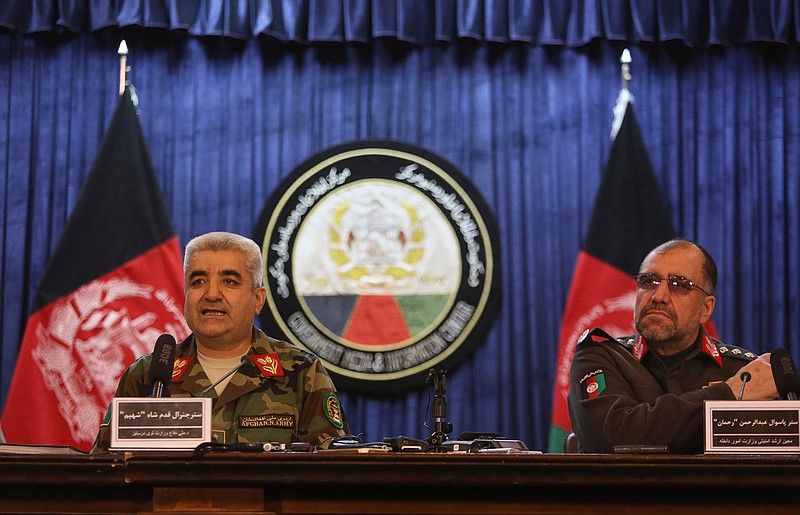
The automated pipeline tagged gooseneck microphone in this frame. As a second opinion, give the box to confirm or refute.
[770,348,800,400]
[738,372,751,400]
[198,355,256,397]
[149,334,177,397]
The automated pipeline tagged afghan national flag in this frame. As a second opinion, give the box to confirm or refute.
[547,96,679,453]
[0,86,189,451]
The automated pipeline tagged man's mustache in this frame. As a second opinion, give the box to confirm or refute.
[640,304,676,321]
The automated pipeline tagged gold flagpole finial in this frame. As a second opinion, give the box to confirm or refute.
[117,40,129,96]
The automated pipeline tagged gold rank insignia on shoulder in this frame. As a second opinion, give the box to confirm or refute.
[172,357,193,381]
[323,392,345,429]
[252,353,285,377]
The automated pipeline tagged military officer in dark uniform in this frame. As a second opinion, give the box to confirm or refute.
[568,239,778,453]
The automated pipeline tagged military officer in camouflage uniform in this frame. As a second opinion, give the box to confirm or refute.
[92,231,348,451]
[568,239,777,454]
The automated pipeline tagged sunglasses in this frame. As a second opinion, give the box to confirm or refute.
[634,272,712,296]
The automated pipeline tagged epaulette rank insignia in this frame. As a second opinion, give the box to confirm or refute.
[577,327,618,346]
[718,346,757,360]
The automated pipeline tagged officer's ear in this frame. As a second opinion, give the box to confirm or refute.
[254,286,266,315]
[699,294,715,324]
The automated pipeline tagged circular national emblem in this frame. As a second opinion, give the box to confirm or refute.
[255,141,500,392]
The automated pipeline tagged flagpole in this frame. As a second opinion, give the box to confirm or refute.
[611,48,633,140]
[117,40,129,96]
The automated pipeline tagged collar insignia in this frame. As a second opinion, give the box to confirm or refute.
[172,357,193,382]
[252,353,285,377]
[632,335,648,362]
[701,334,723,367]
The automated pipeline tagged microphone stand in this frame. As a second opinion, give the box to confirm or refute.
[198,356,251,397]
[427,370,453,450]
[152,379,167,398]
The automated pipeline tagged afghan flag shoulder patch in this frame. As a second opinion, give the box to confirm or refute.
[580,369,606,399]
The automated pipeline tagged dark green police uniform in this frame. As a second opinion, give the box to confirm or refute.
[92,327,348,452]
[568,327,757,454]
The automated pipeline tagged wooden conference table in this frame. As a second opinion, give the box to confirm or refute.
[1,450,799,514]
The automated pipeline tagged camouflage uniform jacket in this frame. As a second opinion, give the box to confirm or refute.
[567,327,757,454]
[92,327,348,452]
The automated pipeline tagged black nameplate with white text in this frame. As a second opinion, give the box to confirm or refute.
[705,400,800,453]
[110,397,211,450]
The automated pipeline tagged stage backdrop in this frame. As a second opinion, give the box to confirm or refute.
[1,1,799,451]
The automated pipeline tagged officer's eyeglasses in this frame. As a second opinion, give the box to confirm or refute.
[634,272,712,297]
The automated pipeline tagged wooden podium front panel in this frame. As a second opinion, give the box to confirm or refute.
[0,453,150,513]
[123,452,800,514]
[151,487,265,513]
[2,452,800,514]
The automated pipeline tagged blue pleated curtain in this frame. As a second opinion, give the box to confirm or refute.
[1,1,799,450]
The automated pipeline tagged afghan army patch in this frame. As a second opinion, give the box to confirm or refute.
[239,414,295,429]
[323,392,345,429]
[251,353,285,377]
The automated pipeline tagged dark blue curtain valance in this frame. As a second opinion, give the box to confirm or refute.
[1,0,798,47]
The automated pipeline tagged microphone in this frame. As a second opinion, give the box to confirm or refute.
[198,355,256,397]
[149,334,177,397]
[770,348,800,400]
[738,372,751,400]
